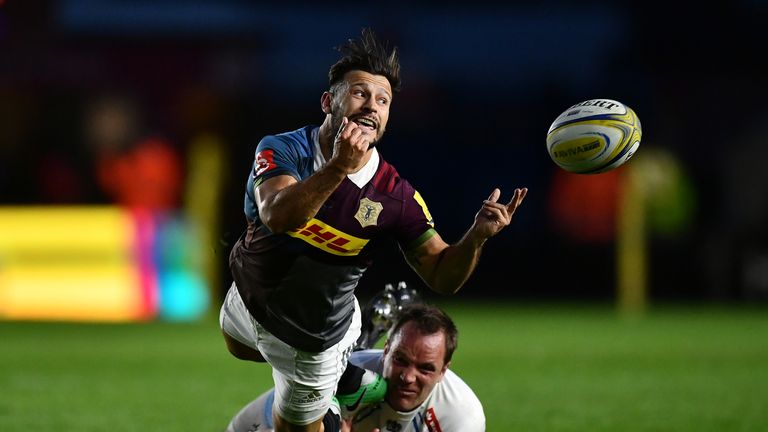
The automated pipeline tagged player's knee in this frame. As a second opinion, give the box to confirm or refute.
[222,331,266,362]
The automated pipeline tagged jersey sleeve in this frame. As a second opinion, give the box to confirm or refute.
[433,401,486,432]
[428,370,486,432]
[252,134,302,186]
[395,182,437,251]
[244,134,303,221]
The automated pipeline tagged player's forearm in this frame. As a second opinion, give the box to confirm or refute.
[259,164,347,233]
[426,230,486,295]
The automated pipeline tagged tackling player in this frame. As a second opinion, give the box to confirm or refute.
[226,303,485,431]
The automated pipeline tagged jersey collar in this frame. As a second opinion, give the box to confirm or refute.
[312,126,380,189]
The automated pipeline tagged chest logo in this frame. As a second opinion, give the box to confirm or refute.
[287,218,369,256]
[355,198,383,228]
[425,407,443,432]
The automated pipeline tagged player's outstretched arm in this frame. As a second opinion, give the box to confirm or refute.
[405,187,527,295]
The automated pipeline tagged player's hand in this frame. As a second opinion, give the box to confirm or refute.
[471,187,528,240]
[341,418,352,432]
[331,116,370,174]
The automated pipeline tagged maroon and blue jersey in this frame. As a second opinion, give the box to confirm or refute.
[230,126,436,352]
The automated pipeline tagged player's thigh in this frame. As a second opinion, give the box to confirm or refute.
[268,299,362,425]
[222,330,266,362]
[220,282,263,355]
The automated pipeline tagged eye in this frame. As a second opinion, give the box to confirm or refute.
[393,355,408,366]
[378,97,389,105]
[353,90,365,97]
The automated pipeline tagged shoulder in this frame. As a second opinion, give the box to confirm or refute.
[441,369,483,407]
[429,370,486,430]
[258,126,315,155]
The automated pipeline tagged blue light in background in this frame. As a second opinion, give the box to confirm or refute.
[158,270,210,321]
[153,214,211,321]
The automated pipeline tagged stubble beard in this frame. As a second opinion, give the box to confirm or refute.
[330,111,383,150]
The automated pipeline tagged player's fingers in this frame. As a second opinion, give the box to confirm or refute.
[335,116,349,140]
[340,117,363,143]
[349,126,366,146]
[481,201,508,221]
[506,187,528,210]
[486,188,501,203]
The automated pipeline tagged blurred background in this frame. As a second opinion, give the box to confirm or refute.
[2,0,768,323]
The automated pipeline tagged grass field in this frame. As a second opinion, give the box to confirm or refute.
[2,302,767,431]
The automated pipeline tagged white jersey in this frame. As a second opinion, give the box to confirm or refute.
[225,349,485,432]
[346,349,486,432]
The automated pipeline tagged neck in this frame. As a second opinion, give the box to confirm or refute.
[318,118,335,161]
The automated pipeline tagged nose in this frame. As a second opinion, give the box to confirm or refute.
[399,368,416,384]
[362,96,377,112]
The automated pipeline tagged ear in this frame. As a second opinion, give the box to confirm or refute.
[321,91,333,114]
[383,339,390,355]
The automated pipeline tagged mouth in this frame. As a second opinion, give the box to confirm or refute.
[351,116,378,131]
[394,386,418,398]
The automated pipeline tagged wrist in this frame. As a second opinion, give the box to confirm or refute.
[465,226,488,247]
[324,159,351,177]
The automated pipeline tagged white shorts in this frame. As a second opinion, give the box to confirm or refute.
[219,282,361,425]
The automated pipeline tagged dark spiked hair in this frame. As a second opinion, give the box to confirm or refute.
[328,28,401,92]
[389,303,458,364]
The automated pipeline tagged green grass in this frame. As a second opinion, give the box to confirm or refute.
[2,303,768,431]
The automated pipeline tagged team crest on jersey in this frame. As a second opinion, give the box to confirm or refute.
[355,197,383,228]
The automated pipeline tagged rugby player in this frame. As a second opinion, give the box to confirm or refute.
[219,27,526,432]
[225,304,485,431]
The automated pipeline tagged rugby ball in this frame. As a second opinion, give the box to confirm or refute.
[546,99,642,174]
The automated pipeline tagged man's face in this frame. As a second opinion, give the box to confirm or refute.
[328,70,392,147]
[382,322,449,412]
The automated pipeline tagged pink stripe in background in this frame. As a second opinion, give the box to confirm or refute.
[132,209,159,320]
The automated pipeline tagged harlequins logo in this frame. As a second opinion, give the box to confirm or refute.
[355,197,383,228]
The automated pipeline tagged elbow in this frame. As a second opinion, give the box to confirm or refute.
[260,211,305,234]
[263,221,286,234]
[428,278,465,296]
[259,212,280,233]
[431,285,462,296]
[438,284,463,296]
[261,216,290,234]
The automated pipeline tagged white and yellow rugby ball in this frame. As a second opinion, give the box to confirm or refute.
[546,99,642,174]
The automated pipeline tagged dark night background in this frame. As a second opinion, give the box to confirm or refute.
[2,0,768,306]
